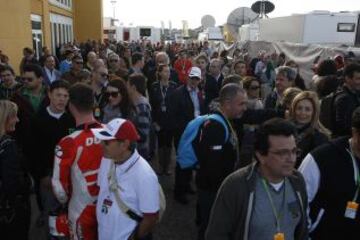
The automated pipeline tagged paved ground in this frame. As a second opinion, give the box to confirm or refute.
[29,151,199,240]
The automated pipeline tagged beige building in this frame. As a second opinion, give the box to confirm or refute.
[0,0,103,74]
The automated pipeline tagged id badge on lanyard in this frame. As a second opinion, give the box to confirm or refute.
[345,145,360,219]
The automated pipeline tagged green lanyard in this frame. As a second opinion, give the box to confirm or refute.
[346,143,360,202]
[261,178,286,233]
[218,110,240,163]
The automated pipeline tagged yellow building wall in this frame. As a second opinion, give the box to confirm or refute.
[74,0,103,42]
[0,0,32,74]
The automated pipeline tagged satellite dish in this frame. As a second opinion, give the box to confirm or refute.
[251,0,275,18]
[226,7,258,38]
[201,15,216,28]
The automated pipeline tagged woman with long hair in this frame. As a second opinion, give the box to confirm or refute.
[288,91,330,167]
[149,64,178,175]
[0,100,31,239]
[101,78,135,123]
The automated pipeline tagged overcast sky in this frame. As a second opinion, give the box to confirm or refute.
[103,0,359,28]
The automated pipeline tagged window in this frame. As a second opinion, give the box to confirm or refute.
[140,28,151,37]
[49,0,72,10]
[50,13,73,54]
[337,23,356,32]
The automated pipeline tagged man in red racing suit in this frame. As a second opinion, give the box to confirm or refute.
[52,83,103,240]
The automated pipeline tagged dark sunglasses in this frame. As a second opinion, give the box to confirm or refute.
[190,77,201,81]
[22,77,34,82]
[106,91,120,98]
[100,73,109,78]
[249,86,260,90]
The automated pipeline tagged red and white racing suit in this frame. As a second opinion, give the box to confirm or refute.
[52,122,103,240]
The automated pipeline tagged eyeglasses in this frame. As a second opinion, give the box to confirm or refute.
[75,61,84,65]
[268,148,301,158]
[100,73,109,79]
[22,77,34,82]
[106,91,120,98]
[249,86,260,90]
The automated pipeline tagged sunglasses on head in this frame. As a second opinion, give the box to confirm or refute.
[106,91,120,98]
[22,77,34,82]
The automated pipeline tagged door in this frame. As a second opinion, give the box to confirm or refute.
[355,14,360,46]
[32,31,43,60]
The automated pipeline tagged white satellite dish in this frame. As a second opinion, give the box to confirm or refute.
[201,15,216,28]
[226,7,258,38]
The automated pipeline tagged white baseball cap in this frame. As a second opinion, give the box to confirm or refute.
[92,118,140,141]
[188,67,202,79]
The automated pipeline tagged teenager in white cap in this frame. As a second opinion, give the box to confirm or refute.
[92,118,159,240]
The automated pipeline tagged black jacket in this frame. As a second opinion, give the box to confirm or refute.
[333,86,360,137]
[168,85,206,139]
[309,137,360,240]
[194,112,237,191]
[32,107,75,179]
[149,80,178,130]
[295,125,329,168]
[0,135,31,201]
[204,73,223,109]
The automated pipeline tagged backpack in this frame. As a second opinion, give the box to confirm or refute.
[176,114,229,169]
[319,90,342,132]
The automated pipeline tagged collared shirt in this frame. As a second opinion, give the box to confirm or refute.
[44,67,57,83]
[187,86,200,117]
[22,87,46,111]
[97,150,159,240]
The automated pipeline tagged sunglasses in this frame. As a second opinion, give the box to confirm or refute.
[22,77,34,82]
[249,86,260,90]
[100,73,109,79]
[106,91,120,98]
[190,77,201,81]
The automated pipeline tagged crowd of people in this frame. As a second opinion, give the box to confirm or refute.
[0,38,360,240]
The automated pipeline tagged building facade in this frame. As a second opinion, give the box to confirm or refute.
[0,0,103,74]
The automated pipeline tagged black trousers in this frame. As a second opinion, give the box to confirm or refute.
[173,129,193,197]
[0,197,31,240]
[197,189,217,240]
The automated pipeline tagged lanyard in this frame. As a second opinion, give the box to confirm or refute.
[346,141,360,202]
[218,110,240,163]
[261,178,286,233]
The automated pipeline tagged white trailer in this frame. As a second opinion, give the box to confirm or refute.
[258,11,360,46]
[115,26,161,43]
[239,23,260,42]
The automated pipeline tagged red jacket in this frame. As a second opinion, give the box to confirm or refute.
[174,58,192,84]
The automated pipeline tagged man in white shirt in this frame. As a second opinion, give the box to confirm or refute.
[92,118,160,240]
[43,55,61,86]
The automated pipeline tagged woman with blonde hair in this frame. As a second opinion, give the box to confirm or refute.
[0,100,31,239]
[288,91,329,167]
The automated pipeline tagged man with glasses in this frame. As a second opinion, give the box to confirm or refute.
[90,65,109,120]
[206,118,308,240]
[169,67,206,204]
[205,59,224,110]
[299,107,360,240]
[108,53,129,80]
[62,55,84,86]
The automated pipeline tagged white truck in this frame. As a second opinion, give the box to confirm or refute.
[258,11,360,46]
